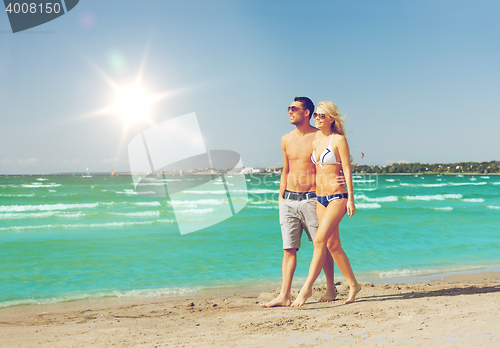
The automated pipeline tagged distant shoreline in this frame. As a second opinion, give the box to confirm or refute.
[0,172,499,176]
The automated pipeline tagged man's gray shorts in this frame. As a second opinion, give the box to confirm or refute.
[279,197,319,250]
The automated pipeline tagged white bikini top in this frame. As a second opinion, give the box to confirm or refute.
[311,134,341,169]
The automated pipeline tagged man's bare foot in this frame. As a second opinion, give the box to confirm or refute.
[290,288,312,307]
[344,282,361,304]
[259,294,291,308]
[319,287,337,302]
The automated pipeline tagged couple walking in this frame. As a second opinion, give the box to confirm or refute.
[260,97,360,308]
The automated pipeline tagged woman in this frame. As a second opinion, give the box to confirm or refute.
[291,101,360,307]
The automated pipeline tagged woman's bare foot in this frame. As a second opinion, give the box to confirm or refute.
[290,288,312,307]
[319,287,337,302]
[259,294,291,308]
[344,282,361,304]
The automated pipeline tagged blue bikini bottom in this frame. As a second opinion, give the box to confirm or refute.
[317,193,349,207]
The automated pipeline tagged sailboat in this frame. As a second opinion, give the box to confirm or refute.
[83,167,92,178]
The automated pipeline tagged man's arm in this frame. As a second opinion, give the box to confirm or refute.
[279,135,289,202]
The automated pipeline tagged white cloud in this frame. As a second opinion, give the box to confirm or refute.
[17,158,39,164]
[1,159,13,165]
[102,157,118,163]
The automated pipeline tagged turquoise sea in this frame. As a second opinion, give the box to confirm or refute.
[1,173,499,307]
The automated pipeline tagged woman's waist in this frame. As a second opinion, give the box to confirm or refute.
[315,186,347,197]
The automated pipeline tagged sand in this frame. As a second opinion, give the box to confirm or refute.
[1,272,499,348]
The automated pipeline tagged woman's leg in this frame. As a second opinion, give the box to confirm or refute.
[291,200,346,307]
[326,220,361,304]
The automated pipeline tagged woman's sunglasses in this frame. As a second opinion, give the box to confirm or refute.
[313,113,327,119]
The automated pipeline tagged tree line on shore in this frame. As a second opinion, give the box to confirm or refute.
[353,161,500,174]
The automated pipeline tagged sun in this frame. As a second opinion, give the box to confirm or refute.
[111,82,152,123]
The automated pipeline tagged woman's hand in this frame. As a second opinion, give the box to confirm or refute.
[347,200,356,218]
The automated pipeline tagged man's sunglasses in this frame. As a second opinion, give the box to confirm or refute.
[288,106,303,112]
[313,113,327,119]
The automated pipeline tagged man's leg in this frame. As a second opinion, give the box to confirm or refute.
[260,200,300,308]
[260,248,296,307]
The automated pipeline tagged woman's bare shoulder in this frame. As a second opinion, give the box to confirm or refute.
[332,133,347,143]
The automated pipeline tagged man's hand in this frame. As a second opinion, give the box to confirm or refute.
[336,173,346,187]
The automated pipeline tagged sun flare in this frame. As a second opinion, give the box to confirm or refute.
[111,83,151,122]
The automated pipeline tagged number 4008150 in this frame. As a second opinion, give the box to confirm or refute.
[5,2,62,14]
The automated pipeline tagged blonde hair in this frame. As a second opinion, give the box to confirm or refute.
[317,101,346,135]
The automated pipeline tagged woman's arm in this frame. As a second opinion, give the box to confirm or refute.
[337,136,356,218]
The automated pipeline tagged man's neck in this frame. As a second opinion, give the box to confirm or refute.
[294,121,314,135]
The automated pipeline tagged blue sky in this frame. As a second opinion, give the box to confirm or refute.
[1,0,499,174]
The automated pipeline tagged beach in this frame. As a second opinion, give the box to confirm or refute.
[1,272,499,348]
[1,174,499,347]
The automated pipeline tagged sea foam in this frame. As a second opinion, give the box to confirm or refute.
[0,219,174,232]
[462,198,485,203]
[0,202,98,212]
[356,203,382,209]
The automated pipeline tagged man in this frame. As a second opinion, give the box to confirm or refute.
[260,97,337,307]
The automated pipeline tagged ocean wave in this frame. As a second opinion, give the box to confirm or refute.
[385,179,395,182]
[185,190,227,194]
[169,199,225,207]
[0,286,201,309]
[250,200,275,205]
[356,194,398,203]
[110,211,160,217]
[404,194,462,201]
[0,194,35,197]
[432,207,453,211]
[353,179,376,183]
[462,198,485,203]
[480,176,490,179]
[22,183,61,188]
[0,202,99,213]
[248,189,279,194]
[132,202,162,207]
[493,182,500,185]
[0,219,174,232]
[116,189,137,195]
[356,203,382,209]
[487,206,500,210]
[354,188,377,191]
[449,182,487,186]
[36,178,48,181]
[213,181,234,186]
[134,182,166,187]
[249,206,277,209]
[443,194,463,199]
[0,211,86,219]
[421,183,448,187]
[404,195,445,201]
[175,208,215,214]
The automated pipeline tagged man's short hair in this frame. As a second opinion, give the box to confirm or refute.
[294,97,314,119]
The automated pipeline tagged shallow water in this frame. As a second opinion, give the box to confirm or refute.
[0,173,499,307]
